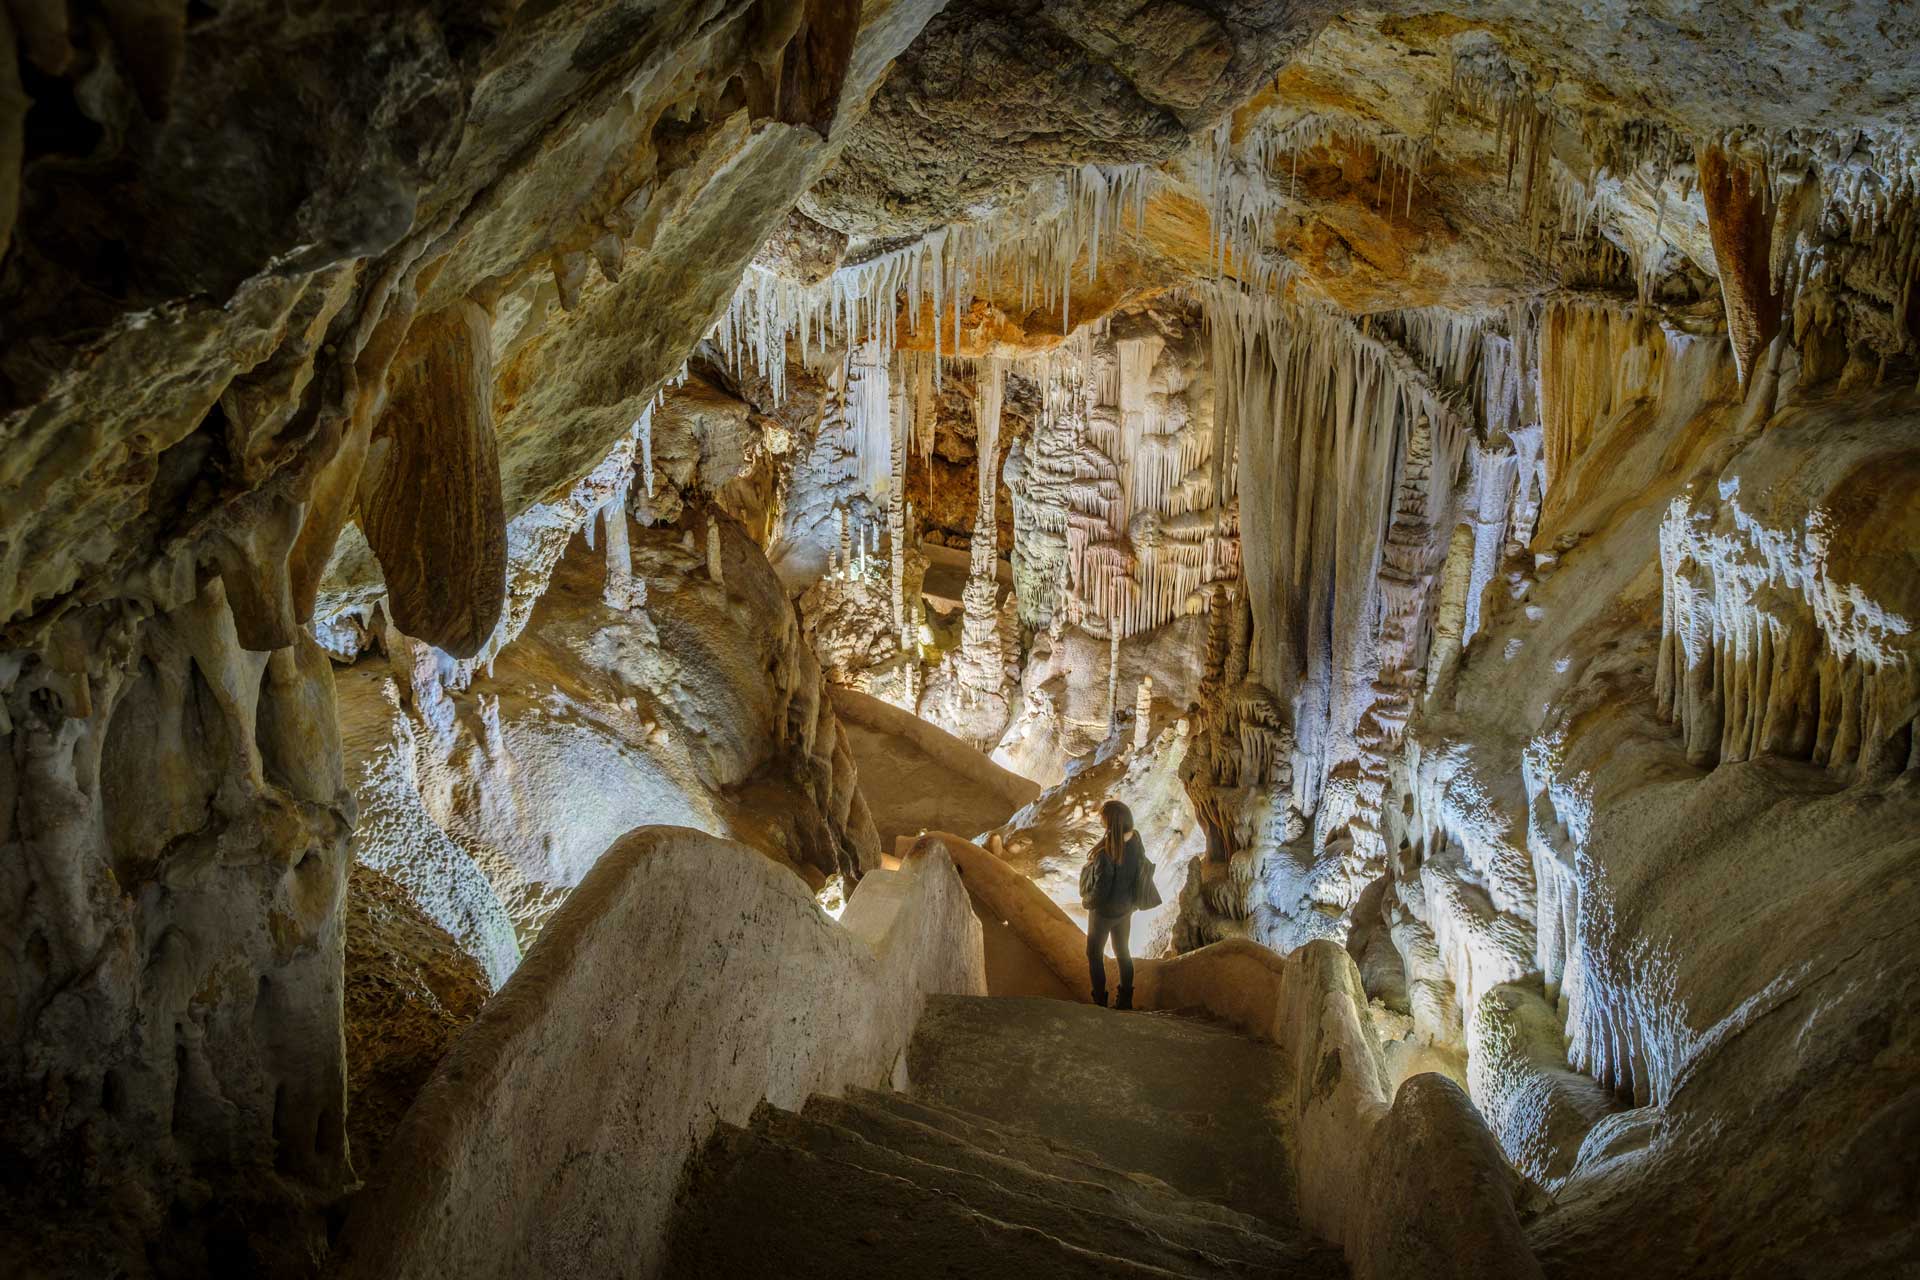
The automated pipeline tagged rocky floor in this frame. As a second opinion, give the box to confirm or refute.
[665,995,1340,1277]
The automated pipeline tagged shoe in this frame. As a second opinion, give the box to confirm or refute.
[1116,986,1133,1011]
[1093,990,1108,1007]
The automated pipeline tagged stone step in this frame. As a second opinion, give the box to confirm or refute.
[907,995,1300,1225]
[662,1120,1206,1279]
[838,1087,1272,1234]
[798,1095,1341,1276]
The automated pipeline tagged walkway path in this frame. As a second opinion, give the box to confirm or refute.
[664,994,1346,1278]
[831,685,1039,849]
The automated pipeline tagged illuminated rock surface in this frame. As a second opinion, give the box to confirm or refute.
[2,0,1917,1276]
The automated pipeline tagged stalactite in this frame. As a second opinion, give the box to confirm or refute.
[1206,285,1473,831]
[1225,584,1251,688]
[846,342,894,502]
[637,397,656,498]
[900,499,916,647]
[706,164,1153,401]
[1537,299,1676,520]
[1425,523,1478,694]
[1656,488,1918,777]
[1697,144,1783,389]
[1035,311,1236,641]
[888,392,907,637]
[1193,108,1431,294]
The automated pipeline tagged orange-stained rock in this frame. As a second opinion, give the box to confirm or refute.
[1698,143,1782,387]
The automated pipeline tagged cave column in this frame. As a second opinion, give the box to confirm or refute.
[602,474,634,609]
[958,359,1007,699]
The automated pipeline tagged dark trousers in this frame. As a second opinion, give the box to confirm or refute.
[1087,911,1133,997]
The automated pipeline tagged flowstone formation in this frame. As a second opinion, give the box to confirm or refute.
[3,1,1919,1277]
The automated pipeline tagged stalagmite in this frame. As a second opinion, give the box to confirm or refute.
[957,358,1008,700]
[602,474,634,609]
[1134,675,1154,750]
[1202,582,1231,695]
[1107,627,1122,729]
[707,516,724,586]
[1048,556,1070,641]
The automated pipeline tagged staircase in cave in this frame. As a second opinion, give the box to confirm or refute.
[663,995,1348,1278]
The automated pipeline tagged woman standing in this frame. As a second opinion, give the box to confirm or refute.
[1080,799,1156,1010]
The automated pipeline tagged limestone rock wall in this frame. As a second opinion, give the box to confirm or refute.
[343,506,882,981]
[1373,321,1920,1275]
[0,588,355,1277]
[830,685,1038,851]
[0,5,944,1266]
[341,863,486,1178]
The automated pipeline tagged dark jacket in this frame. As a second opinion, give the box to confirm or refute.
[1087,832,1147,917]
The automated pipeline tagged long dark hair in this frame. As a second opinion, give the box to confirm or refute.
[1099,799,1134,864]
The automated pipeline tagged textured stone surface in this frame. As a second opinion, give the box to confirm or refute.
[906,833,1543,1280]
[0,592,355,1278]
[832,685,1038,848]
[1362,318,1920,1275]
[341,862,486,1177]
[0,2,947,1268]
[909,995,1299,1226]
[806,0,1336,239]
[333,829,984,1280]
[666,1089,1345,1279]
[357,300,506,657]
[340,507,883,976]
